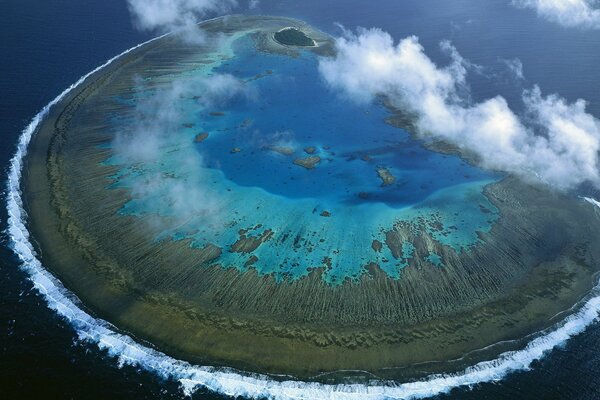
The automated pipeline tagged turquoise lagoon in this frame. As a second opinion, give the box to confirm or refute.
[105,33,500,285]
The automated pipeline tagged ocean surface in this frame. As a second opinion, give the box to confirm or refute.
[2,0,600,398]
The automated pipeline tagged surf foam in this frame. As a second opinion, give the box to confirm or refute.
[5,33,600,400]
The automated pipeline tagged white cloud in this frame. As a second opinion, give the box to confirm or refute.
[502,58,525,80]
[319,28,600,189]
[512,0,600,29]
[126,0,237,42]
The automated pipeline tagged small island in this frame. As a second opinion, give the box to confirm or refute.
[304,146,317,154]
[294,155,321,169]
[274,27,317,47]
[376,166,396,186]
[194,132,209,143]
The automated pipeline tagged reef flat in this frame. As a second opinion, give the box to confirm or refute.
[22,15,600,381]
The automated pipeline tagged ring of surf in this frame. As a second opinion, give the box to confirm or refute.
[6,16,600,400]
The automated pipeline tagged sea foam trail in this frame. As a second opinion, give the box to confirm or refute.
[5,33,600,400]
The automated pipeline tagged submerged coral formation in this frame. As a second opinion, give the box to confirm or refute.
[22,15,600,381]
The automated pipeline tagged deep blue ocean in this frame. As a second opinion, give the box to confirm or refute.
[2,0,600,398]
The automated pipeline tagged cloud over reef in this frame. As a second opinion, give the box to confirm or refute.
[112,73,252,226]
[319,28,600,190]
[126,0,238,41]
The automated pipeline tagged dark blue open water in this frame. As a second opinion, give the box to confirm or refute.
[2,0,600,398]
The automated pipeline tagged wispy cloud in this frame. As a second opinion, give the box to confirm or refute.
[112,73,253,227]
[319,28,600,190]
[126,0,237,42]
[512,0,600,29]
[501,58,525,80]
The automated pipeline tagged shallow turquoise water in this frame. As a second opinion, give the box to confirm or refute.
[105,33,500,284]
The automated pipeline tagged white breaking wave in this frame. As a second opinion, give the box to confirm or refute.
[5,33,600,400]
[583,196,600,209]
